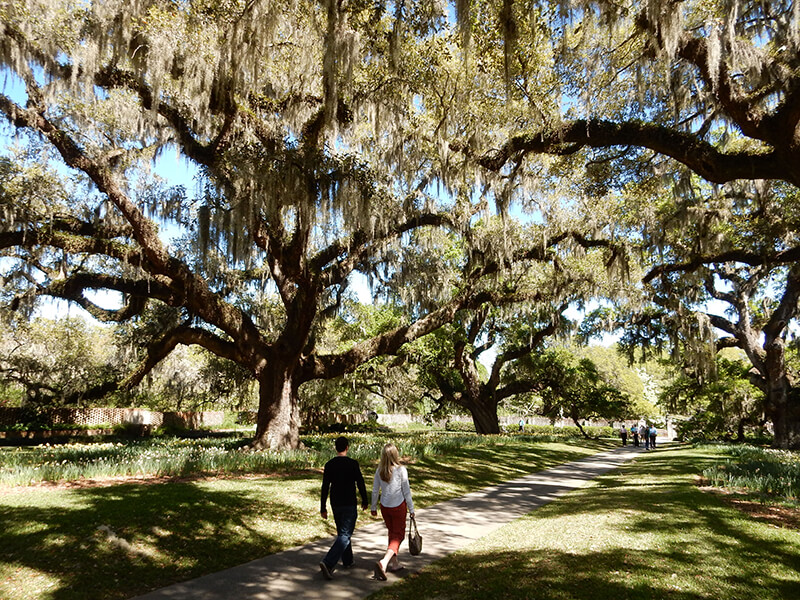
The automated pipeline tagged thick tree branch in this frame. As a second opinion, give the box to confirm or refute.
[706,313,738,338]
[495,379,542,403]
[121,325,247,391]
[763,266,800,341]
[41,272,182,321]
[637,10,800,150]
[93,66,221,166]
[458,119,793,186]
[487,308,564,392]
[314,211,455,287]
[0,93,260,344]
[716,337,741,351]
[643,246,800,283]
[0,227,146,268]
[301,286,503,381]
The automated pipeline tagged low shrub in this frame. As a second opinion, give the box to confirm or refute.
[676,416,772,445]
[702,444,800,503]
[304,420,391,434]
[445,420,476,433]
[502,424,614,438]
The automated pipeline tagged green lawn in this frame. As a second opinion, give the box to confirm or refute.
[367,444,800,600]
[0,437,610,600]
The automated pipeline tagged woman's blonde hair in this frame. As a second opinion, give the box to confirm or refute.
[378,443,401,483]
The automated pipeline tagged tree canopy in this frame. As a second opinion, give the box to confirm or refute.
[2,0,800,447]
[0,0,624,448]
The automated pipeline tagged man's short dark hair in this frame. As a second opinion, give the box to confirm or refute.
[335,436,349,452]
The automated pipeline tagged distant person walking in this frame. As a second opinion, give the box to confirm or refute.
[649,425,658,449]
[640,424,649,450]
[631,425,639,447]
[319,436,368,580]
[619,425,628,446]
[371,443,415,581]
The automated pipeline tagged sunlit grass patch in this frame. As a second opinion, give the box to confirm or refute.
[0,475,327,600]
[1,564,61,600]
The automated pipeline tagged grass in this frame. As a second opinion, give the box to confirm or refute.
[366,444,800,600]
[0,436,613,600]
[0,431,588,486]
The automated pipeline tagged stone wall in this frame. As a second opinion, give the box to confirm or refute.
[0,407,224,429]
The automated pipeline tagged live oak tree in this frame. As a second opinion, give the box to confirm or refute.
[438,0,800,446]
[635,181,800,448]
[521,348,634,438]
[0,311,120,410]
[408,305,566,434]
[297,302,422,417]
[6,0,794,448]
[660,353,765,443]
[1,0,610,449]
[576,345,655,418]
[401,216,626,434]
[0,0,515,449]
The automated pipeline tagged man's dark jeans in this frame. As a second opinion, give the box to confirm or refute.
[323,505,357,569]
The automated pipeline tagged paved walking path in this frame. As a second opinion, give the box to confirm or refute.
[132,445,643,600]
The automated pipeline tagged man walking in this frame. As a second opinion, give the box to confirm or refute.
[320,436,368,579]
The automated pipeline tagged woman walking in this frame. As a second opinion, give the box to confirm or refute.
[371,442,415,581]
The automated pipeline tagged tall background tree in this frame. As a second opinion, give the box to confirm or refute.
[436,0,800,447]
[660,351,766,443]
[520,348,634,437]
[404,217,624,433]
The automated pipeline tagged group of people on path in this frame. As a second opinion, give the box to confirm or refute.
[319,436,414,582]
[619,424,658,449]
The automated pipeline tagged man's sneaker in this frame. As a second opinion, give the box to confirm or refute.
[319,561,334,580]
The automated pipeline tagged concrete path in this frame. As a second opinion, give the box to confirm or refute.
[132,445,642,600]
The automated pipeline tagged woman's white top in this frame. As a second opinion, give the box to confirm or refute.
[371,465,414,513]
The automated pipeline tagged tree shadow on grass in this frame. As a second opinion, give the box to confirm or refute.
[366,544,800,600]
[0,475,324,600]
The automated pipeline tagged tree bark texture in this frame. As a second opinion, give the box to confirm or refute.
[763,346,800,450]
[251,363,301,451]
[467,400,502,435]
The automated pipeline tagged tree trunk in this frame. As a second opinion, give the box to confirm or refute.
[249,363,301,451]
[763,339,800,450]
[767,380,800,449]
[468,398,501,435]
[572,418,592,439]
[735,418,745,443]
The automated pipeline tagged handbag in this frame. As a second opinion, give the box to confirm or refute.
[408,514,422,555]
